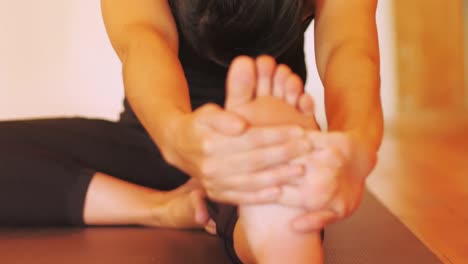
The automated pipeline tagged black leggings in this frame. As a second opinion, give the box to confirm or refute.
[0,118,198,226]
[0,118,242,262]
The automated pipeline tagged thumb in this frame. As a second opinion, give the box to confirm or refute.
[197,103,247,136]
[291,210,337,233]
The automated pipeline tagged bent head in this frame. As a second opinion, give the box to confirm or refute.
[170,0,304,67]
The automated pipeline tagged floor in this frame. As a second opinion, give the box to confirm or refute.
[367,117,468,264]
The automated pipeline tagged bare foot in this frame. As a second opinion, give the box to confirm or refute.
[145,179,213,230]
[225,56,324,264]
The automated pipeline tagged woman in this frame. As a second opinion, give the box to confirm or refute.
[0,0,383,263]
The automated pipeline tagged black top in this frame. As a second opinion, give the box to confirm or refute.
[119,7,314,126]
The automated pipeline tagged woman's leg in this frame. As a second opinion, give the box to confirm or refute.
[83,172,209,228]
[0,118,208,228]
[223,56,323,264]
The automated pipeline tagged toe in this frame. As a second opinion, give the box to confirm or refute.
[285,74,304,106]
[204,219,217,235]
[298,93,315,116]
[255,55,276,97]
[191,190,211,225]
[225,56,257,110]
[273,64,292,98]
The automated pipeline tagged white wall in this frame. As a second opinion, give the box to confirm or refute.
[0,1,123,121]
[0,1,396,123]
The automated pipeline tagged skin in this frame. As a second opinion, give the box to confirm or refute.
[87,0,383,262]
[225,56,324,264]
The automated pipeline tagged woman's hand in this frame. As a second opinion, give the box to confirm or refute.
[164,103,312,205]
[278,131,378,232]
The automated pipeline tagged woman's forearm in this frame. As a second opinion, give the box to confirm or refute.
[323,48,383,152]
[101,0,190,153]
[313,0,382,152]
[122,27,191,155]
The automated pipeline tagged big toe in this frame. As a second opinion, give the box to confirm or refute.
[225,56,257,110]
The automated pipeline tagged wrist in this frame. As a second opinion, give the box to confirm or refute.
[158,112,191,167]
[347,129,379,175]
[348,126,382,154]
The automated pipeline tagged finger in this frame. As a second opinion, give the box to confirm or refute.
[211,187,282,205]
[213,125,305,154]
[276,184,306,208]
[197,103,247,135]
[223,164,305,191]
[306,131,345,149]
[308,147,346,169]
[279,186,332,211]
[223,138,312,173]
[278,162,338,210]
[291,210,338,232]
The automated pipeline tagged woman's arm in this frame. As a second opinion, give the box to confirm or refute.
[314,0,383,151]
[101,0,190,153]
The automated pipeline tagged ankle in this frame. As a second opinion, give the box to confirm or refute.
[135,189,168,227]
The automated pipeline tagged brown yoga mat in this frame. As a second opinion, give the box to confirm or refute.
[0,191,441,264]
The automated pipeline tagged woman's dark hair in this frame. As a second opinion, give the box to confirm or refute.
[170,0,304,67]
